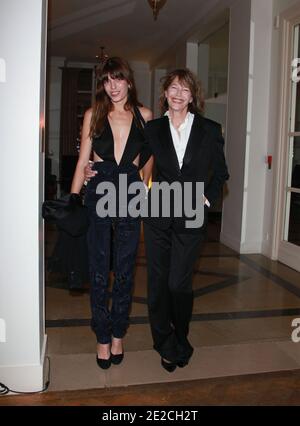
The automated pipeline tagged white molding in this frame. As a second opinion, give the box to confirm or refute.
[240,240,262,254]
[261,239,274,259]
[220,231,241,253]
[220,232,263,254]
[0,334,47,394]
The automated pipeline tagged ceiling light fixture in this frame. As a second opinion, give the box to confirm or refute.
[95,46,109,78]
[147,0,167,21]
[96,46,109,65]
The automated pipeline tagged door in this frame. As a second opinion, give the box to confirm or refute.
[278,21,300,271]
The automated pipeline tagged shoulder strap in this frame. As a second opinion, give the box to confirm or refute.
[134,106,146,128]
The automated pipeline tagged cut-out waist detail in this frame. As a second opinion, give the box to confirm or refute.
[91,160,140,174]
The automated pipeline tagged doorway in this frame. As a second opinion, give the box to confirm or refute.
[276,16,300,272]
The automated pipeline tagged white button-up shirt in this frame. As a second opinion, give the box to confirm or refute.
[165,110,194,169]
[165,110,210,207]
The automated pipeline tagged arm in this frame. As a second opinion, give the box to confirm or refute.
[139,107,154,186]
[141,156,154,186]
[205,124,229,205]
[70,109,93,194]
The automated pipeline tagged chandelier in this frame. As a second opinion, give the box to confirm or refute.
[147,0,167,21]
[95,46,109,79]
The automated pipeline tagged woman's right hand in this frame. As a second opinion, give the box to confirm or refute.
[84,160,97,184]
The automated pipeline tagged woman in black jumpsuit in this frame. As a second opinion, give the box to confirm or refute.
[71,57,153,369]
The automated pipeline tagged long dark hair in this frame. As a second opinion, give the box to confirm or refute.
[90,57,142,137]
[159,68,205,116]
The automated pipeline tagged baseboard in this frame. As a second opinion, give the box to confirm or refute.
[0,334,47,393]
[220,232,266,254]
[240,240,262,254]
[219,231,241,252]
[261,239,273,258]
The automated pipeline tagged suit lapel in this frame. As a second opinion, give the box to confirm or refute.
[181,113,206,170]
[159,116,181,173]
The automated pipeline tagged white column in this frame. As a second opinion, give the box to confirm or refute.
[198,44,210,95]
[221,0,273,254]
[0,0,47,391]
[220,0,252,252]
[241,0,273,253]
[186,42,199,75]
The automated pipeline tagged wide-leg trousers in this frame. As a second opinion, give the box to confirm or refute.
[144,221,205,363]
[85,162,141,344]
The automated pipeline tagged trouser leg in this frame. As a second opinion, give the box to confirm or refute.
[144,222,181,362]
[87,217,112,344]
[169,230,205,361]
[111,217,141,339]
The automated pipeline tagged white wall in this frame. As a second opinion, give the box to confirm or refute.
[219,0,274,255]
[198,43,210,95]
[129,61,152,109]
[239,0,273,253]
[205,95,228,130]
[0,0,47,391]
[186,42,199,75]
[220,0,252,252]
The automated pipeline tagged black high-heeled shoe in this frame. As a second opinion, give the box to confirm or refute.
[161,358,177,373]
[96,354,111,370]
[111,352,124,365]
[177,360,188,368]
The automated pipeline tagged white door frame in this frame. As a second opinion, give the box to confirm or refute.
[273,4,300,271]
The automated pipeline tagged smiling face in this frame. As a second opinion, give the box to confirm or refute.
[103,74,129,104]
[164,77,193,114]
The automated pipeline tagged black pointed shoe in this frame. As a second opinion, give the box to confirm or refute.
[111,352,124,365]
[161,358,177,373]
[177,360,189,368]
[96,354,111,370]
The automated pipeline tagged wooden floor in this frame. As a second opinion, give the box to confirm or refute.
[1,370,300,406]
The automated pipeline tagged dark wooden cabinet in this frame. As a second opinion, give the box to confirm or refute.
[60,67,94,193]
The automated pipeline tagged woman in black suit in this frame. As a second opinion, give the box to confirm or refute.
[143,69,229,372]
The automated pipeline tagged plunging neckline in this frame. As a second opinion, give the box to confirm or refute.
[107,115,134,166]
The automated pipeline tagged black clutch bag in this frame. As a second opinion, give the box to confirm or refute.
[42,193,89,237]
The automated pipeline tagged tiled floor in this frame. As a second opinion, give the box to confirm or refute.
[45,220,300,392]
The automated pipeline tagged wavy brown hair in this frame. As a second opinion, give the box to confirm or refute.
[159,68,205,116]
[90,57,142,137]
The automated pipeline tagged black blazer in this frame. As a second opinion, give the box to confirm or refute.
[143,113,229,233]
